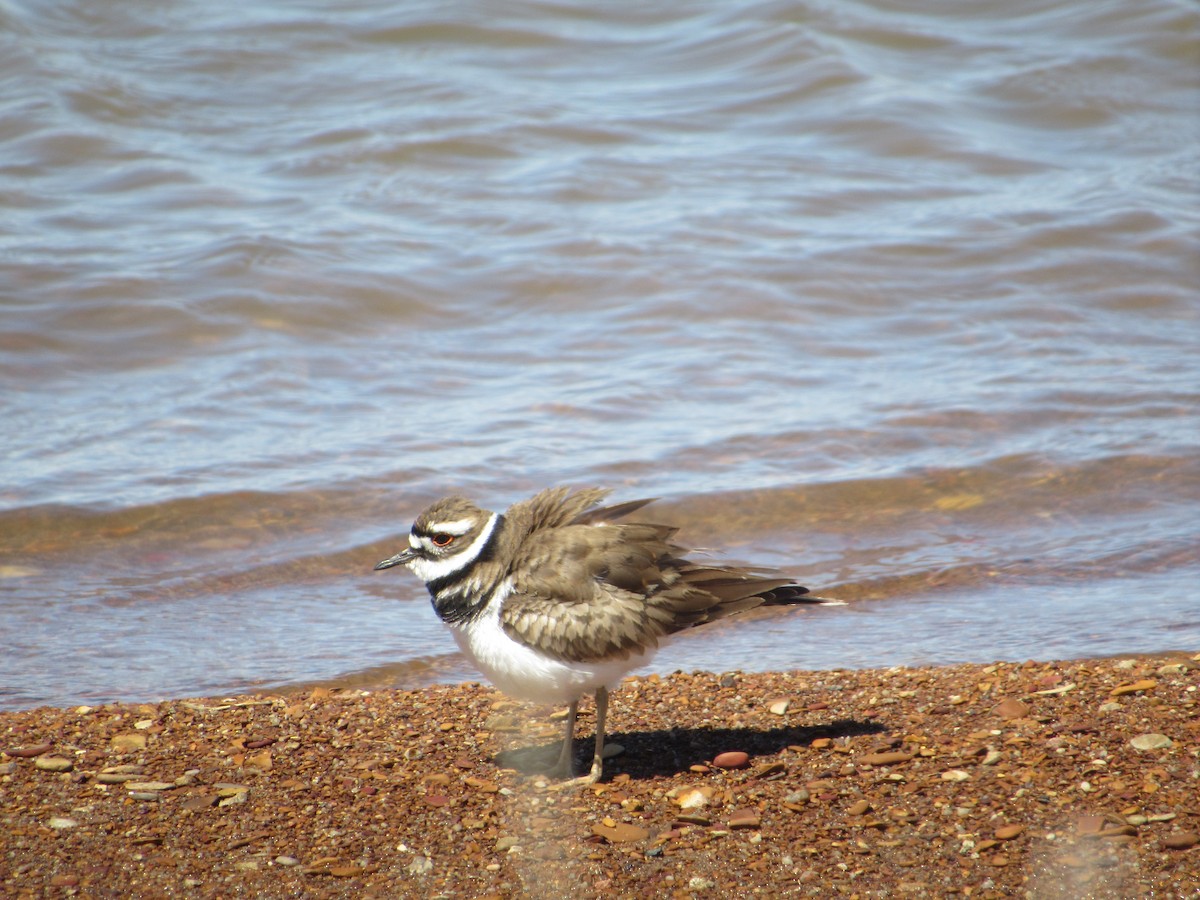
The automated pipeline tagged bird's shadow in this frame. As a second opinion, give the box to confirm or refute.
[496,718,888,781]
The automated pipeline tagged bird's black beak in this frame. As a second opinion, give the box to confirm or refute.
[374,548,417,571]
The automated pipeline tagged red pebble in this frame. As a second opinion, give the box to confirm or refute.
[712,751,750,769]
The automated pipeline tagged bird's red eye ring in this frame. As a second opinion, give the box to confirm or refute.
[431,533,455,547]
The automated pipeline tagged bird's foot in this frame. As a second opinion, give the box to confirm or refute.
[545,765,602,791]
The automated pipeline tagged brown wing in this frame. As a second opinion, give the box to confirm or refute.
[498,517,818,663]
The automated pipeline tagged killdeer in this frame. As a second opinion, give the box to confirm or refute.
[374,487,839,783]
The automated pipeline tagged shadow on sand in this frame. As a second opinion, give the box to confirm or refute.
[496,717,889,780]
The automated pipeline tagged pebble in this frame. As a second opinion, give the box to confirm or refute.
[464,777,499,792]
[674,787,714,809]
[941,770,971,782]
[97,773,140,784]
[994,699,1029,719]
[712,751,749,769]
[728,808,761,829]
[768,699,790,715]
[275,856,301,867]
[4,743,53,758]
[1161,832,1199,850]
[34,756,73,772]
[48,817,79,830]
[407,856,433,875]
[857,751,912,766]
[1110,679,1156,697]
[994,824,1024,840]
[1129,733,1172,751]
[111,733,147,752]
[847,799,871,816]
[591,821,649,843]
[125,781,176,792]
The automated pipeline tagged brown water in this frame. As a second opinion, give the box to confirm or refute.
[2,0,1198,710]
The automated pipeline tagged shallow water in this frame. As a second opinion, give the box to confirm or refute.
[2,0,1198,709]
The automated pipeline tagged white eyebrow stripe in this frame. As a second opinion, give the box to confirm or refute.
[408,534,421,549]
[408,513,499,583]
[425,517,476,536]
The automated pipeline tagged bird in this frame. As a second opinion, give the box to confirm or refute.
[373,486,839,783]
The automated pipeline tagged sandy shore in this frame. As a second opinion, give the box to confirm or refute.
[3,653,1198,898]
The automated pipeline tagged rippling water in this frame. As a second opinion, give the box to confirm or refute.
[2,0,1198,710]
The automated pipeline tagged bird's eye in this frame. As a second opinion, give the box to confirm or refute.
[431,533,455,547]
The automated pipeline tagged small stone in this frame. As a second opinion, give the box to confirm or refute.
[4,743,54,758]
[811,738,832,749]
[674,786,714,809]
[407,856,433,875]
[712,751,750,769]
[49,874,79,887]
[858,751,913,766]
[1111,679,1156,697]
[1098,701,1122,713]
[688,877,716,891]
[728,808,761,829]
[980,749,1003,766]
[989,854,1010,867]
[97,773,140,784]
[768,699,790,715]
[125,781,175,792]
[48,817,79,830]
[1161,832,1199,850]
[601,742,624,760]
[1076,814,1106,835]
[129,792,160,802]
[34,756,73,772]
[847,800,871,816]
[1129,733,1173,751]
[111,733,147,752]
[494,836,519,852]
[995,824,1024,840]
[994,699,1028,719]
[275,856,301,867]
[941,770,971,782]
[591,821,649,843]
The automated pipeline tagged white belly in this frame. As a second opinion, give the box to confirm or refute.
[449,594,656,705]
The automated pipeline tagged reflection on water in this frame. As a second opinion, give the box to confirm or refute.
[1,0,1197,709]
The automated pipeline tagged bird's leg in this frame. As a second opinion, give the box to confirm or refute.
[548,699,578,778]
[547,688,609,789]
[587,685,609,783]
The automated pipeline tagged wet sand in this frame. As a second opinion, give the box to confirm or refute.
[3,653,1197,898]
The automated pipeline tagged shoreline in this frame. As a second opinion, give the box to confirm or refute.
[3,653,1197,897]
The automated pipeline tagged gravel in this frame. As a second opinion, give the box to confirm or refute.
[2,652,1198,897]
